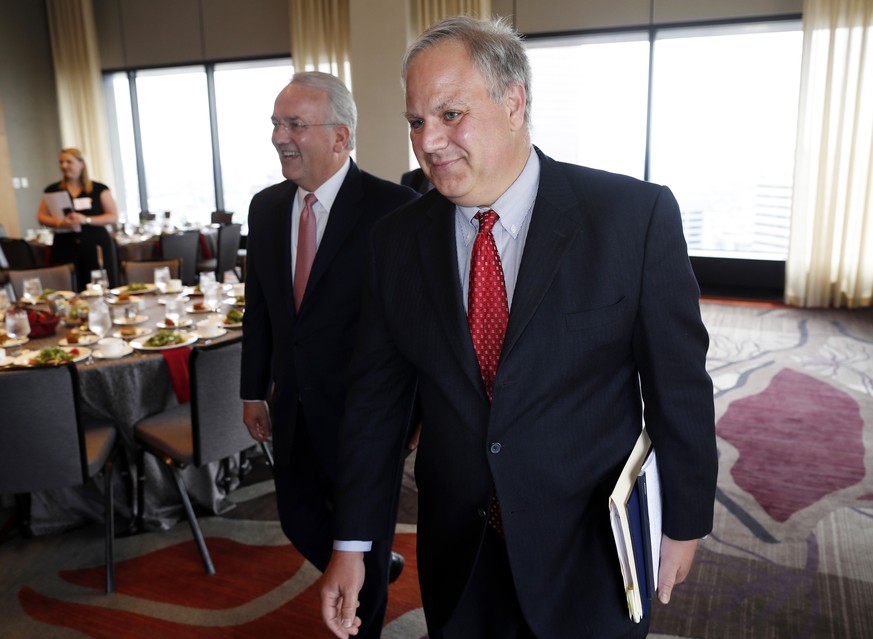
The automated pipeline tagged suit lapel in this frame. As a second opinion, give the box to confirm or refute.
[501,152,584,362]
[272,181,298,319]
[297,162,363,313]
[416,197,483,393]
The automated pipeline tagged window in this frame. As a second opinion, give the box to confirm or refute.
[105,58,293,228]
[526,21,802,261]
[528,34,650,179]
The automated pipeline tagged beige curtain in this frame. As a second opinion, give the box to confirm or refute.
[290,0,351,85]
[785,0,873,308]
[415,0,492,33]
[45,0,114,190]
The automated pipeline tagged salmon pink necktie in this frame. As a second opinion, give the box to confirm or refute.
[294,193,317,311]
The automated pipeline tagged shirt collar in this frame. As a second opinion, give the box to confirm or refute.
[458,147,539,242]
[297,157,351,213]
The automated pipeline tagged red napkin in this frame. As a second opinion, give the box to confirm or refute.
[198,233,213,260]
[162,346,192,404]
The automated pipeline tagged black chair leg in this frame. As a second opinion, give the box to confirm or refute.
[103,455,116,594]
[169,465,215,575]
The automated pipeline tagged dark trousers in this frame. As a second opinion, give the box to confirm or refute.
[274,406,392,639]
[429,527,536,639]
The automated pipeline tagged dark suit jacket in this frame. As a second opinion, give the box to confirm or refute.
[240,161,418,550]
[335,149,718,637]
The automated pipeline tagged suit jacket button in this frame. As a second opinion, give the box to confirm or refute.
[477,507,487,518]
[490,442,501,454]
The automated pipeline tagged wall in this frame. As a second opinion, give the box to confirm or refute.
[0,0,63,234]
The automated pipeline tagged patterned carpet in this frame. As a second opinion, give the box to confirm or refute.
[1,300,871,638]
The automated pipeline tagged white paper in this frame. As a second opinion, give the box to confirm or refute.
[44,191,74,219]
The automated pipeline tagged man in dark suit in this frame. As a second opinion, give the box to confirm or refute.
[400,167,432,194]
[321,17,718,639]
[240,71,418,639]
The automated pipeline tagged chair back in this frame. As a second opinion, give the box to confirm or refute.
[139,211,156,223]
[214,223,241,283]
[161,231,199,286]
[0,238,39,270]
[0,365,89,492]
[122,258,181,285]
[79,226,120,289]
[7,263,76,299]
[211,211,234,225]
[189,337,250,466]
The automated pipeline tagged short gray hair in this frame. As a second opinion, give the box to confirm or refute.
[290,71,358,150]
[401,16,531,127]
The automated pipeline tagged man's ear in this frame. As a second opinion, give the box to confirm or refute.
[504,82,527,131]
[333,124,351,152]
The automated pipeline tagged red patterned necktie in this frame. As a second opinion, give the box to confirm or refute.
[468,209,509,401]
[294,193,317,311]
[468,209,508,537]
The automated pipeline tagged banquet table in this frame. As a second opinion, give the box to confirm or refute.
[2,286,248,535]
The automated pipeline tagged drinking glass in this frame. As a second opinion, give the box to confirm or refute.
[203,282,223,313]
[22,277,43,302]
[4,308,31,341]
[164,297,186,327]
[154,266,171,295]
[89,299,112,339]
[90,269,110,293]
[0,289,10,315]
[198,272,216,289]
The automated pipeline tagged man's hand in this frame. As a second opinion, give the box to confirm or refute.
[657,535,699,604]
[242,401,272,442]
[321,550,366,638]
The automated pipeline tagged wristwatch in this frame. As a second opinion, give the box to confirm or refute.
[85,216,92,225]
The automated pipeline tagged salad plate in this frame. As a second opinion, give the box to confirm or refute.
[112,326,153,340]
[156,318,194,329]
[131,331,197,351]
[113,314,149,326]
[13,345,91,366]
[59,332,100,346]
[110,283,157,296]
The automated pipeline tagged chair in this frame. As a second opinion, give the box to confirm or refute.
[139,211,156,223]
[196,223,241,283]
[160,231,199,286]
[210,211,234,225]
[122,258,181,285]
[0,237,39,270]
[0,364,119,593]
[79,225,121,290]
[7,263,76,300]
[133,337,251,574]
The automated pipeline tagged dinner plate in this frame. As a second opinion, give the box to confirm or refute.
[155,318,194,329]
[187,304,214,314]
[225,297,246,308]
[110,283,157,296]
[113,314,149,326]
[13,346,91,366]
[112,326,153,340]
[59,333,100,346]
[93,341,135,359]
[107,295,147,306]
[195,327,227,340]
[1,335,30,348]
[131,332,198,351]
[157,295,189,305]
[222,320,243,329]
[43,290,76,300]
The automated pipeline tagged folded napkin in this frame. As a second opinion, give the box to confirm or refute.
[162,346,192,404]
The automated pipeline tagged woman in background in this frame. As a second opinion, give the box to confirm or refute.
[37,147,119,289]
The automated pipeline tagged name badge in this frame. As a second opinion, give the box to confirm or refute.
[73,197,92,211]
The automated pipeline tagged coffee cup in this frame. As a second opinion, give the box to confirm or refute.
[197,317,222,338]
[98,337,126,357]
[167,279,183,293]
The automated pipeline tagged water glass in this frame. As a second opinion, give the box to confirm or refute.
[203,282,223,313]
[165,297,187,327]
[89,299,112,339]
[23,277,43,302]
[4,308,31,340]
[154,266,171,294]
[0,289,10,314]
[198,271,216,289]
[90,269,110,293]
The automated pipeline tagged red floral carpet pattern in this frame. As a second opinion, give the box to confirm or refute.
[19,533,420,638]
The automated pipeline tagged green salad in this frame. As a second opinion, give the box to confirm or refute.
[225,308,244,324]
[145,330,186,348]
[30,347,76,365]
[126,282,149,292]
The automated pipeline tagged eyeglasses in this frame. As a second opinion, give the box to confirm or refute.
[271,119,340,134]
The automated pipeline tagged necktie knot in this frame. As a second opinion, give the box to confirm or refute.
[475,209,499,235]
[304,192,318,209]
